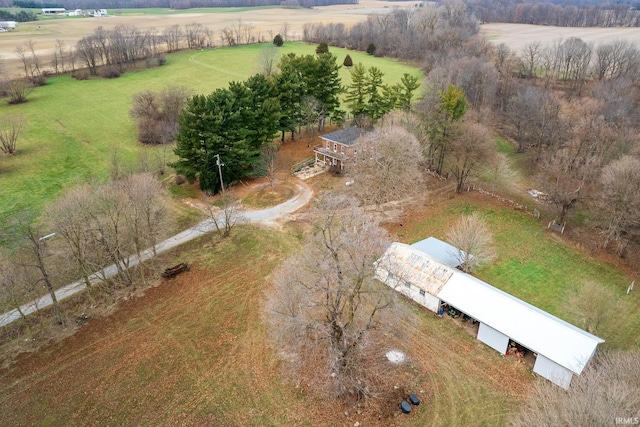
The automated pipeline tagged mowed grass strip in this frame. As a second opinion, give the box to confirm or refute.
[0,42,422,246]
[392,193,640,350]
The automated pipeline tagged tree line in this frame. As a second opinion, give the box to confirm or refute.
[465,0,640,27]
[0,173,171,329]
[0,9,37,22]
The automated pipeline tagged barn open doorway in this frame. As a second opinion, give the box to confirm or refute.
[441,303,480,337]
[506,339,537,369]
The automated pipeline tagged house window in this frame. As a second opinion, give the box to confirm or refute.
[341,145,345,154]
[419,289,426,296]
[326,141,330,149]
[404,282,411,289]
[334,143,337,153]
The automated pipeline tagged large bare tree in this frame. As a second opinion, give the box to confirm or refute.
[350,122,424,206]
[447,118,494,193]
[446,212,496,273]
[44,184,99,290]
[264,194,405,400]
[566,280,619,335]
[595,155,640,254]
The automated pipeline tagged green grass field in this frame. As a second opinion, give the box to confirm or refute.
[395,196,640,350]
[0,42,423,246]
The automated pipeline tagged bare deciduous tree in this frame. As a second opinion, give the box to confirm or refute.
[44,184,98,290]
[262,142,279,190]
[264,194,405,400]
[566,280,619,335]
[258,43,279,77]
[0,259,33,332]
[16,218,64,325]
[350,123,424,206]
[4,79,33,105]
[130,86,190,146]
[163,25,183,52]
[595,156,640,253]
[0,114,25,155]
[512,350,640,427]
[203,194,244,238]
[446,213,496,273]
[447,118,494,193]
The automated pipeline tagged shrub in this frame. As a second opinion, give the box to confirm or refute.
[273,34,284,47]
[366,43,376,56]
[102,68,121,79]
[343,54,353,67]
[157,56,167,66]
[316,42,329,54]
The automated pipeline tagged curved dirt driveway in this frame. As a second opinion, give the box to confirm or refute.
[0,181,312,328]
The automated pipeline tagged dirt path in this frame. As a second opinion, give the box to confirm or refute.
[0,181,312,328]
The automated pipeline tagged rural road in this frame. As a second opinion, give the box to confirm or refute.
[0,182,313,328]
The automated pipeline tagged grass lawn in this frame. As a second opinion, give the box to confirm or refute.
[0,225,531,426]
[0,42,423,247]
[390,192,640,350]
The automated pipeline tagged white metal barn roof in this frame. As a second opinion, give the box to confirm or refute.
[381,241,604,376]
[411,237,466,268]
[437,272,604,375]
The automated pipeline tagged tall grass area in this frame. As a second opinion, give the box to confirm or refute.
[399,198,640,350]
[0,42,423,246]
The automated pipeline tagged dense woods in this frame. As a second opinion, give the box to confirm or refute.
[464,0,640,27]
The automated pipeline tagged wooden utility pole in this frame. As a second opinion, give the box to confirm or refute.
[215,153,225,192]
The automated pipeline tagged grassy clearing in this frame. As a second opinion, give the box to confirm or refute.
[392,193,640,350]
[0,225,530,426]
[0,42,422,246]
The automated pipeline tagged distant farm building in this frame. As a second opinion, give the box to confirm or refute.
[313,126,377,172]
[0,21,17,30]
[41,8,66,15]
[375,238,605,389]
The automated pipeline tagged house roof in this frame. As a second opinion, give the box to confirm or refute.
[411,237,466,268]
[379,242,605,375]
[320,126,368,146]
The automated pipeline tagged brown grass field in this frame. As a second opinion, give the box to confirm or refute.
[480,23,640,53]
[4,5,640,76]
[0,136,534,426]
[0,0,416,76]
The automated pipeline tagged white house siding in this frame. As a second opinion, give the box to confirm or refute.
[477,322,509,354]
[534,354,574,389]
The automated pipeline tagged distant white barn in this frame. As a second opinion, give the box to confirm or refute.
[376,239,605,389]
[41,8,66,15]
[0,21,17,30]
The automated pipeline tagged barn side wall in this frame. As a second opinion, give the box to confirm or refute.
[375,268,439,313]
[477,322,509,354]
[533,354,574,389]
